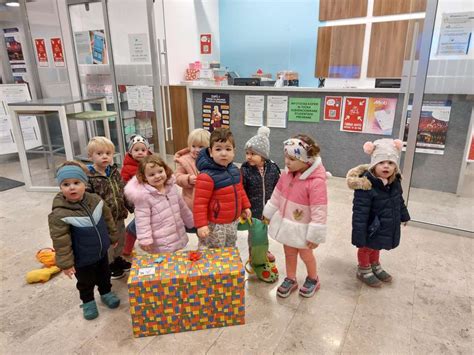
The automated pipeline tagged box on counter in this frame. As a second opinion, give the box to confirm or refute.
[128,247,245,337]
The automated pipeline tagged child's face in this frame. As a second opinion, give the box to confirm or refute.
[60,178,86,202]
[285,155,308,173]
[210,140,235,167]
[245,150,264,167]
[131,142,147,161]
[190,141,206,159]
[144,163,167,190]
[90,146,114,170]
[374,160,396,179]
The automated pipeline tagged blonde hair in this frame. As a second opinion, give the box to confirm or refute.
[187,128,211,148]
[136,154,173,184]
[87,136,115,156]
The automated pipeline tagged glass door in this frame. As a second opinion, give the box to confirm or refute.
[402,0,474,234]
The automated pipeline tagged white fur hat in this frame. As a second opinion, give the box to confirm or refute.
[245,126,270,159]
[363,138,403,171]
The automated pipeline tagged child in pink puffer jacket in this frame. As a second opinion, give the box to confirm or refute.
[124,154,194,254]
[263,134,327,298]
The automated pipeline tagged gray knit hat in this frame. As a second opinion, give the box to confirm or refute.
[245,126,270,159]
[363,138,403,171]
[128,134,150,153]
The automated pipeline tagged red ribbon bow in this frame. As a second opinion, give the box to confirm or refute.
[188,251,202,261]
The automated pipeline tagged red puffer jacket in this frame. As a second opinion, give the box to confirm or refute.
[193,149,250,228]
[120,152,151,183]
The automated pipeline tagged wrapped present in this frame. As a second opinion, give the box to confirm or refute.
[185,68,199,80]
[128,247,245,337]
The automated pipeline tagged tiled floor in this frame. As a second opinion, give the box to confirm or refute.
[0,159,472,354]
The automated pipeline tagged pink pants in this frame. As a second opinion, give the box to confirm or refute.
[357,247,380,267]
[284,245,317,280]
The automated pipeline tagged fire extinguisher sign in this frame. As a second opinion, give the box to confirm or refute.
[200,34,211,55]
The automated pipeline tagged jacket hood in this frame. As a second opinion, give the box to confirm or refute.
[174,147,191,161]
[123,153,139,167]
[196,148,228,172]
[346,164,401,190]
[88,163,119,177]
[124,175,176,204]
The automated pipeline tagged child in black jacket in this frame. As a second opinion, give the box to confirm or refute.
[346,138,410,287]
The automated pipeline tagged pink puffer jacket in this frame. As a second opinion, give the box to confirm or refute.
[263,157,328,248]
[124,176,194,253]
[174,148,198,210]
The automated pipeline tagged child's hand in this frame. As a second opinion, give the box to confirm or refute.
[241,208,252,220]
[306,241,319,249]
[140,244,153,252]
[189,175,197,185]
[262,216,270,225]
[63,267,76,279]
[197,226,210,238]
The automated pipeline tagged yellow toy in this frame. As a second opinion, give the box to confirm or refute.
[26,248,61,284]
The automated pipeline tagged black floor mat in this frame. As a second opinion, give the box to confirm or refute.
[0,177,25,192]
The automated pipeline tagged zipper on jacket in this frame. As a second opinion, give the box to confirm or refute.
[227,169,239,221]
[80,200,104,258]
[262,164,267,214]
[165,194,181,245]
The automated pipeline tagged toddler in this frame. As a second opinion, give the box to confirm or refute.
[346,138,410,287]
[124,154,193,253]
[48,161,120,320]
[194,128,251,249]
[263,134,327,298]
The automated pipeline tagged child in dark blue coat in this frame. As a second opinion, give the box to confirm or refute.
[346,138,410,287]
[241,126,280,263]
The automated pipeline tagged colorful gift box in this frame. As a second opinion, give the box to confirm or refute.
[128,247,245,337]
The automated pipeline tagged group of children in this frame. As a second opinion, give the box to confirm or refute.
[48,124,410,320]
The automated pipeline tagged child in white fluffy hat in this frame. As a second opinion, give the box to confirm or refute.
[346,138,410,287]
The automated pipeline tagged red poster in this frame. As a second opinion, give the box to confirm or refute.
[468,133,474,161]
[324,96,342,121]
[200,34,211,54]
[341,97,367,132]
[50,37,65,67]
[34,38,48,67]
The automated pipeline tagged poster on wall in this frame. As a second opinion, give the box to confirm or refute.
[3,28,28,84]
[200,34,212,55]
[202,93,230,132]
[364,97,397,135]
[125,85,154,112]
[244,95,264,126]
[468,131,474,162]
[323,96,342,121]
[266,96,288,128]
[50,38,65,67]
[288,98,321,123]
[404,100,452,155]
[128,33,150,63]
[34,39,49,67]
[437,12,474,55]
[341,97,367,133]
[73,30,107,64]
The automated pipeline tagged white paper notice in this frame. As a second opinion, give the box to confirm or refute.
[267,96,288,128]
[126,85,140,111]
[139,86,154,112]
[245,95,264,126]
[138,267,155,276]
[128,33,150,63]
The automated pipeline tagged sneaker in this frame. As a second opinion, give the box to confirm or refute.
[80,300,98,320]
[277,277,298,298]
[371,263,392,282]
[299,276,320,298]
[115,256,131,272]
[100,291,120,309]
[109,262,125,280]
[357,266,382,287]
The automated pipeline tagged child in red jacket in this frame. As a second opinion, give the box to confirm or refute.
[194,128,251,249]
[121,135,152,256]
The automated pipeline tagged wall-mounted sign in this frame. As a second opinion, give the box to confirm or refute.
[364,97,396,135]
[200,34,212,54]
[128,33,150,63]
[341,97,367,133]
[34,39,48,67]
[288,97,321,123]
[202,93,230,132]
[323,96,342,121]
[50,37,65,67]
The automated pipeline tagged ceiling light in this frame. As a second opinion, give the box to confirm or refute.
[6,2,20,7]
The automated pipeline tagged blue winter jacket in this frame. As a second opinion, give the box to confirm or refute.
[346,164,410,250]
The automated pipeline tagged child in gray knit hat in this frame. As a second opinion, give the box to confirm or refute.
[241,126,281,264]
[346,138,410,288]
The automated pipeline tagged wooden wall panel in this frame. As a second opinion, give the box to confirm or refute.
[315,24,365,78]
[373,0,426,16]
[319,0,368,21]
[367,19,423,78]
[169,85,190,154]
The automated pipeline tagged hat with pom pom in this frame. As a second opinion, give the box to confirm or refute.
[363,138,403,171]
[245,126,270,159]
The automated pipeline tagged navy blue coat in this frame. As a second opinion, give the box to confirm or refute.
[241,160,281,219]
[347,165,410,250]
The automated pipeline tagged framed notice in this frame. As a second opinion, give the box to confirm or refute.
[50,38,65,67]
[202,93,230,132]
[288,97,321,123]
[324,96,342,121]
[34,39,48,67]
[341,97,367,133]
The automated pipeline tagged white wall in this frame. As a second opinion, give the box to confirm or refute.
[158,0,220,84]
